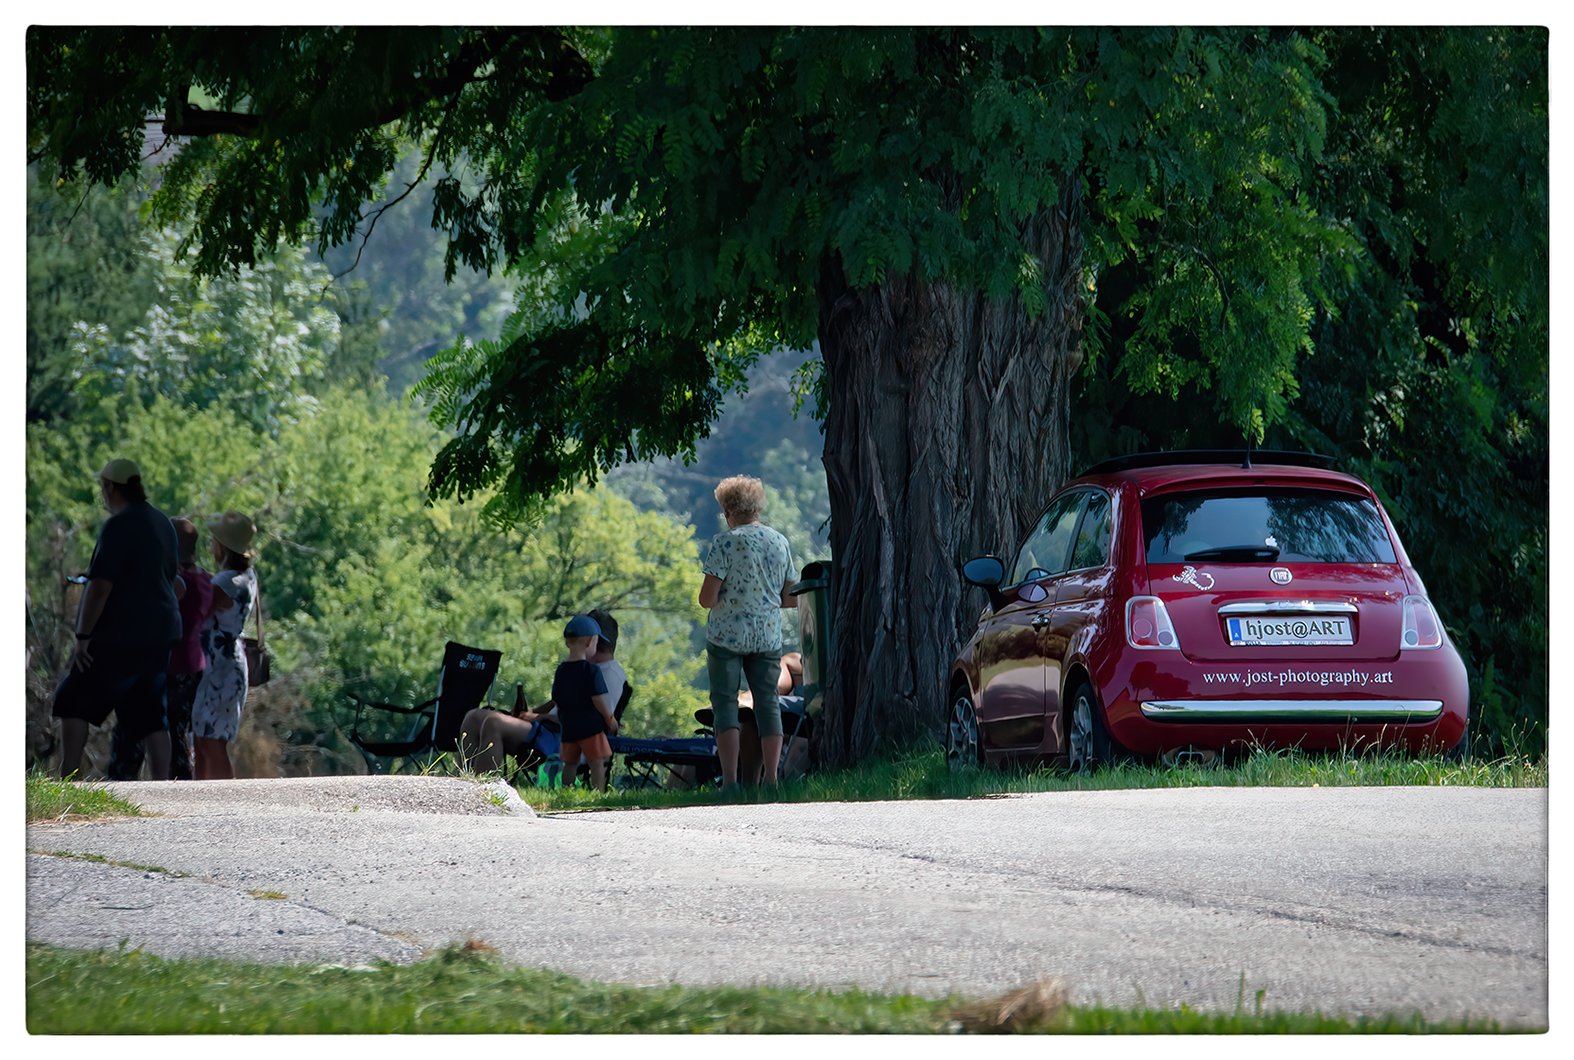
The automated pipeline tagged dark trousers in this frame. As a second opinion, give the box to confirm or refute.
[112,670,200,781]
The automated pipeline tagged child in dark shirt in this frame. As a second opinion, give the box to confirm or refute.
[554,614,619,790]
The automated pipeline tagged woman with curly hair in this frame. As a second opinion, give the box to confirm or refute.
[698,476,797,790]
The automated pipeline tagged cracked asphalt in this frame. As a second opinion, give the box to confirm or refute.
[24,776,1548,1027]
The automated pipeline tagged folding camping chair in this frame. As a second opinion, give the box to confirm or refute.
[609,733,721,790]
[347,641,503,773]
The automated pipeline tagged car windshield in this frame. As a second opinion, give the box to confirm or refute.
[1141,488,1398,564]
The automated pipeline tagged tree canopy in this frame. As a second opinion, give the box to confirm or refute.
[31,27,1347,514]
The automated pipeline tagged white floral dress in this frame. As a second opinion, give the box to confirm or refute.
[191,567,257,742]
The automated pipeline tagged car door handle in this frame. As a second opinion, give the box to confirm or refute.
[1031,615,1050,632]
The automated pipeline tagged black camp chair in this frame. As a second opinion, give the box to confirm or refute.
[348,641,502,772]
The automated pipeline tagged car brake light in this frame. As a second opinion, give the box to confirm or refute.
[1127,596,1180,649]
[1401,595,1443,649]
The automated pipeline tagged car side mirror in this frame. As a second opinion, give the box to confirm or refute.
[962,556,1005,588]
[962,556,1007,609]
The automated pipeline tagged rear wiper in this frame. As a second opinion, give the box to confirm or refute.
[1184,545,1282,562]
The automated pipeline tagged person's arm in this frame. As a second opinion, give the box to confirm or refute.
[699,574,724,610]
[210,575,235,612]
[72,578,113,670]
[780,574,798,609]
[173,574,186,601]
[592,692,618,735]
[517,699,558,722]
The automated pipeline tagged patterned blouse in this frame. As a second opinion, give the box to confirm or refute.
[702,523,794,654]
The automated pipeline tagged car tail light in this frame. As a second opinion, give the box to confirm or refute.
[1401,595,1444,649]
[1127,596,1180,649]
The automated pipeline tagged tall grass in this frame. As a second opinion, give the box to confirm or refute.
[25,942,1514,1034]
[515,744,1548,812]
[25,771,144,823]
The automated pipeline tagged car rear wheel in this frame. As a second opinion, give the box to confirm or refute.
[1066,681,1113,773]
[947,692,982,771]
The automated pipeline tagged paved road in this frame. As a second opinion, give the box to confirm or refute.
[25,777,1548,1027]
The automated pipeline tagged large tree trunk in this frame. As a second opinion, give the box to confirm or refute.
[814,174,1086,768]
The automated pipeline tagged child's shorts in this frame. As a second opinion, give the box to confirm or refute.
[559,731,612,765]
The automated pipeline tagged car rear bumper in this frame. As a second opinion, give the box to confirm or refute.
[1139,698,1444,721]
[1094,640,1470,755]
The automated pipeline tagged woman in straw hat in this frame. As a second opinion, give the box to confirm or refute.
[191,510,259,780]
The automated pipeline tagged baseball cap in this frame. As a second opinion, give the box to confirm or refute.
[97,458,142,484]
[564,614,600,638]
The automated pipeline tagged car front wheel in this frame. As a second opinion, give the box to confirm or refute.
[947,691,982,771]
[1066,681,1112,773]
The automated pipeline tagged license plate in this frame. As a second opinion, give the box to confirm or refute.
[1225,615,1353,646]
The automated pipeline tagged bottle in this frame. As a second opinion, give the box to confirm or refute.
[512,682,526,716]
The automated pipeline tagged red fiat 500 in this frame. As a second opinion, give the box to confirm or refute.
[948,451,1469,770]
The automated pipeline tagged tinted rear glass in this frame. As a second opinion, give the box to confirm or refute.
[1142,489,1398,564]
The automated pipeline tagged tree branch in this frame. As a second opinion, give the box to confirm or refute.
[1160,239,1230,331]
[157,28,593,142]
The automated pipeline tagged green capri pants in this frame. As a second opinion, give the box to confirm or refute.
[706,642,784,737]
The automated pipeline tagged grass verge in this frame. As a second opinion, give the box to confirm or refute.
[513,744,1548,813]
[25,942,1513,1034]
[26,772,145,824]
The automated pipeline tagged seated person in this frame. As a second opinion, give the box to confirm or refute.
[777,651,812,779]
[674,652,811,789]
[459,611,625,779]
[459,690,559,774]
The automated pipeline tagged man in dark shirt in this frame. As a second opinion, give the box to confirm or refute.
[51,458,183,779]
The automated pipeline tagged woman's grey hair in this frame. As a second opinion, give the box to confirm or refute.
[714,475,765,521]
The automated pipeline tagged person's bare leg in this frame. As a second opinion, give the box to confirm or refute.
[478,713,538,774]
[737,716,763,787]
[213,741,234,779]
[459,709,490,770]
[783,736,810,778]
[588,757,607,791]
[760,734,783,787]
[716,727,740,787]
[59,718,89,779]
[194,737,233,780]
[143,731,171,780]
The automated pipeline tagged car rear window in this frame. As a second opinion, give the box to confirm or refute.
[1141,488,1398,564]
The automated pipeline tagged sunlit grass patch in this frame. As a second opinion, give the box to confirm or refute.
[29,849,182,875]
[514,741,1546,812]
[26,771,145,823]
[25,943,1515,1034]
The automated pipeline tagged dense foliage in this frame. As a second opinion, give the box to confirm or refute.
[23,170,733,774]
[28,27,1345,509]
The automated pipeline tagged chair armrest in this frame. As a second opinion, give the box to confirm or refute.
[347,693,439,738]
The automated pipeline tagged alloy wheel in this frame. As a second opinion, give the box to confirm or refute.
[1067,685,1098,773]
[947,693,981,771]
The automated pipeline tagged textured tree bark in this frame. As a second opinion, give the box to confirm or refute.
[814,173,1086,768]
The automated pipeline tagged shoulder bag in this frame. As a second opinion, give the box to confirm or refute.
[242,582,271,686]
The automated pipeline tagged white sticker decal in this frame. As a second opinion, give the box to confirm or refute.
[1173,566,1215,591]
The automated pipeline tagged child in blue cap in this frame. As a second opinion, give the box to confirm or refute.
[554,613,619,790]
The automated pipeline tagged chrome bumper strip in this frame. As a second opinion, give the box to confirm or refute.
[1140,698,1444,721]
